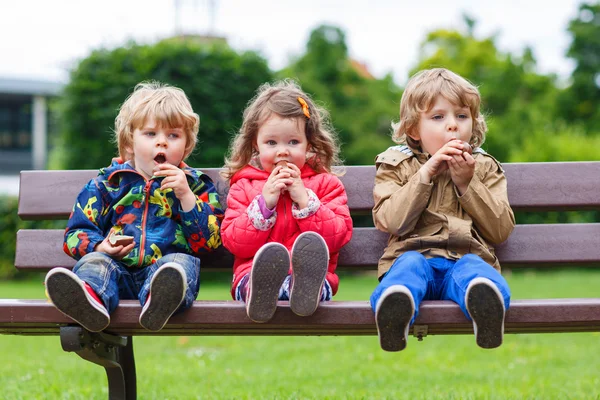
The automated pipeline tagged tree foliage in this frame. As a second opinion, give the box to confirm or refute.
[559,2,600,128]
[279,25,402,165]
[57,38,273,169]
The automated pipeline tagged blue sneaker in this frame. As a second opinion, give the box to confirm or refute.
[375,285,415,352]
[466,277,505,349]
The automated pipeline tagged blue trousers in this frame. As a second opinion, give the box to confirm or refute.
[370,251,510,324]
[72,252,201,314]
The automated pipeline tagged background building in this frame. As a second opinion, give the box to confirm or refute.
[0,77,63,195]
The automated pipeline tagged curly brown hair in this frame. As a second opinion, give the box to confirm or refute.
[392,68,487,150]
[222,80,342,180]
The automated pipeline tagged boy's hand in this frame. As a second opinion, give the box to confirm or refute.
[153,163,196,212]
[419,139,464,183]
[448,151,476,195]
[280,163,309,209]
[94,233,135,260]
[262,165,293,209]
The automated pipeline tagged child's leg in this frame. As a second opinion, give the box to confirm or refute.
[289,232,329,316]
[44,252,124,332]
[442,254,510,349]
[369,251,433,351]
[245,242,290,323]
[277,276,333,302]
[138,253,198,331]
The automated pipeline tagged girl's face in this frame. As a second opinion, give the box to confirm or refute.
[409,95,473,156]
[254,114,309,172]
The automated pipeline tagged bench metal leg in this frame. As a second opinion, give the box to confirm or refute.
[60,326,136,400]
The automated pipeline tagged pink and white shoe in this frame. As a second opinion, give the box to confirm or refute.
[246,243,290,323]
[289,232,329,317]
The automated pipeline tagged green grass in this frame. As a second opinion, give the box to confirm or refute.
[2,270,600,399]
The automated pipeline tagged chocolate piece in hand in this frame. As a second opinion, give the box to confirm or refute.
[462,141,473,155]
[275,160,289,168]
[108,232,134,246]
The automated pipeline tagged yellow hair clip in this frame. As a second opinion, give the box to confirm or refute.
[297,97,310,119]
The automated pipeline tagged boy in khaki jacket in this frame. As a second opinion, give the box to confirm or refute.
[371,68,515,351]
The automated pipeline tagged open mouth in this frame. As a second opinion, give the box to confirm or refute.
[154,153,166,164]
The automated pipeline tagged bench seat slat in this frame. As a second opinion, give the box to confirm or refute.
[2,299,600,336]
[17,162,600,220]
[15,223,600,270]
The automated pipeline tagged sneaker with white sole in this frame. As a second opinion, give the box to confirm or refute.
[465,277,506,349]
[45,267,110,332]
[139,263,187,331]
[246,242,290,323]
[375,285,415,352]
[289,232,329,317]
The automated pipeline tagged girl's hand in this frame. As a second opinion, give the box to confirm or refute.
[448,151,476,195]
[153,163,196,211]
[419,139,464,183]
[280,163,308,208]
[94,232,135,260]
[262,165,293,209]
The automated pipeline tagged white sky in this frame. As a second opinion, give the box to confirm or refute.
[0,0,585,86]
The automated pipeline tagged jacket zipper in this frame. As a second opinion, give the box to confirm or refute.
[138,179,153,267]
[283,192,288,241]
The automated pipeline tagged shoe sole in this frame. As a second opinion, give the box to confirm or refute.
[139,265,186,331]
[467,282,505,349]
[290,232,329,316]
[247,244,290,323]
[45,269,109,332]
[376,291,413,352]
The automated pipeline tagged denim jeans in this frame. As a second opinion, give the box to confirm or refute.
[370,251,511,324]
[72,252,201,314]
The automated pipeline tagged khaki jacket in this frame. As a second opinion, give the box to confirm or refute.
[373,145,515,279]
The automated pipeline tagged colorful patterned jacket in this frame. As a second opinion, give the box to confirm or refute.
[222,164,353,298]
[64,158,223,268]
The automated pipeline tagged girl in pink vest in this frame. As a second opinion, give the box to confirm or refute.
[221,80,353,323]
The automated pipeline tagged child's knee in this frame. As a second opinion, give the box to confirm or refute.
[74,252,113,274]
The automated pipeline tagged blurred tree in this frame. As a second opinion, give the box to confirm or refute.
[279,25,402,165]
[56,38,273,169]
[559,2,600,129]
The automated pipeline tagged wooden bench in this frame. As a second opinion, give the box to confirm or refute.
[2,162,600,399]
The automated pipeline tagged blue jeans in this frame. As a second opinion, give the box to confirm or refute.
[72,252,201,314]
[370,251,511,324]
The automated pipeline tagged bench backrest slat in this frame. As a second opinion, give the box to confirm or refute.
[17,162,600,220]
[15,223,600,270]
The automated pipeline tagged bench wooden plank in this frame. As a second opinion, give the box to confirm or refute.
[15,223,600,271]
[17,162,600,220]
[2,299,600,336]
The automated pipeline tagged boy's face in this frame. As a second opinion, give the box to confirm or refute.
[409,95,473,156]
[254,114,309,173]
[127,117,188,180]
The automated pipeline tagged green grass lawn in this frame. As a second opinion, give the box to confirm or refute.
[2,270,600,399]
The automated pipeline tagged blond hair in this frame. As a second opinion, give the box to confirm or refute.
[222,80,342,180]
[114,81,200,161]
[392,68,487,149]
